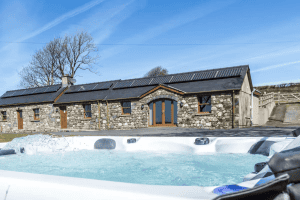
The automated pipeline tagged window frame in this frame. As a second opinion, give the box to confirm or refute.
[198,95,211,114]
[121,101,131,115]
[84,104,92,119]
[33,108,40,120]
[1,111,7,121]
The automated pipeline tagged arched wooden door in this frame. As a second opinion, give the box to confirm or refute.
[149,99,177,127]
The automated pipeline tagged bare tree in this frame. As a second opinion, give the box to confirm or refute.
[60,31,99,77]
[18,38,63,88]
[144,66,168,77]
[19,31,99,88]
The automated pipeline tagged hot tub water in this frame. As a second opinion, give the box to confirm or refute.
[0,135,267,187]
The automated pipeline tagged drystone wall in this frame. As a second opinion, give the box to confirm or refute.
[0,104,59,133]
[101,89,238,130]
[254,84,300,94]
[177,92,235,130]
[61,102,99,130]
[103,99,148,130]
[0,89,244,133]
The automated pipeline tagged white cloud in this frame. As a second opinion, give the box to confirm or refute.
[99,0,237,60]
[18,0,105,42]
[0,0,105,53]
[60,0,138,44]
[252,61,300,73]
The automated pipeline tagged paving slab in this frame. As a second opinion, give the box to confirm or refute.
[48,126,300,137]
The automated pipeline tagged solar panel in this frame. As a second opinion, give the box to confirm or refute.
[97,82,113,90]
[237,68,242,75]
[1,91,15,98]
[78,84,97,91]
[11,90,26,97]
[215,68,242,78]
[45,85,61,92]
[170,73,194,83]
[231,68,238,76]
[193,71,217,81]
[21,88,37,95]
[224,70,230,77]
[216,70,224,78]
[130,78,152,87]
[206,71,216,79]
[150,76,172,85]
[113,81,134,89]
[34,87,47,94]
[65,86,78,93]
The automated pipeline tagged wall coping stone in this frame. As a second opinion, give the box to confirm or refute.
[30,120,40,122]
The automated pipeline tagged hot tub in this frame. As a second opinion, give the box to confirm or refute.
[0,135,296,200]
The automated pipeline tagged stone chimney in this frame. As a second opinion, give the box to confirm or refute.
[62,75,71,87]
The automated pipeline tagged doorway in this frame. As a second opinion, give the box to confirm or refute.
[17,110,23,129]
[60,106,67,129]
[149,99,177,127]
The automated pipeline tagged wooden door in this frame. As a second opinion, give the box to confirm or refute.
[17,110,23,129]
[60,106,67,129]
[150,99,176,127]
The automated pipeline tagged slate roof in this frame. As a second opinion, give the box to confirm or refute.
[55,65,250,103]
[0,85,64,106]
[0,65,252,106]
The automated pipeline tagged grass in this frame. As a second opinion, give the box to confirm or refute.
[0,133,78,143]
[0,133,33,143]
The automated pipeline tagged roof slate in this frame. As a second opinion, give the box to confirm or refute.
[0,85,65,106]
[166,77,243,93]
[0,65,251,106]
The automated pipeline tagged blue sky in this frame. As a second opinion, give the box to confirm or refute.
[1,0,300,95]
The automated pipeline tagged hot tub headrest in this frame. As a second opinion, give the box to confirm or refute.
[268,146,300,183]
[0,149,16,156]
[212,174,290,200]
[292,128,300,137]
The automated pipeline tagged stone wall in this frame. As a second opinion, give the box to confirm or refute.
[175,93,234,130]
[62,102,99,130]
[0,88,247,133]
[0,104,59,133]
[254,83,300,94]
[104,99,148,130]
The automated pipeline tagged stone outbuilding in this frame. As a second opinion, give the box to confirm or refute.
[0,65,255,133]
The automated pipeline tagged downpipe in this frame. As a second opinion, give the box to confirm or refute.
[250,89,256,126]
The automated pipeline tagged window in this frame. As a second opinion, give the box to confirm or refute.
[122,101,131,115]
[1,111,7,121]
[198,95,211,113]
[33,108,40,120]
[84,104,92,118]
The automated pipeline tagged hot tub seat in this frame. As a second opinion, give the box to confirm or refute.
[287,183,300,200]
[268,146,300,183]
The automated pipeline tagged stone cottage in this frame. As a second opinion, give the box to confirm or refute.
[0,65,255,133]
